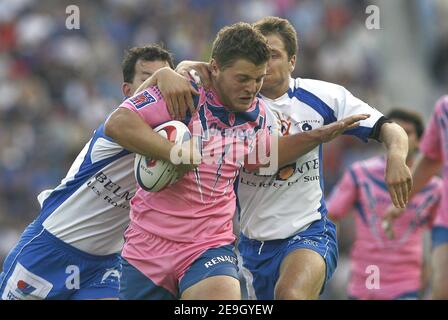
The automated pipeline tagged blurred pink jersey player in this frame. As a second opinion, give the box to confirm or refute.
[327,156,442,299]
[420,96,448,241]
[418,96,448,298]
[118,83,269,299]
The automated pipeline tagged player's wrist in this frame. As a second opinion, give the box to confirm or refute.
[386,150,407,163]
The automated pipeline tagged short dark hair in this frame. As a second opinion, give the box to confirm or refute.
[387,109,425,139]
[122,44,174,83]
[211,22,270,70]
[253,16,298,59]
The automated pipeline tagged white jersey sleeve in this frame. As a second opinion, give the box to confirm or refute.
[298,78,384,141]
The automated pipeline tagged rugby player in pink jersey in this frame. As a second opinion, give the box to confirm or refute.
[105,22,273,300]
[328,109,443,299]
[105,22,369,300]
[385,97,448,299]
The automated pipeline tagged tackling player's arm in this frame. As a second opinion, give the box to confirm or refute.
[276,114,370,167]
[134,66,199,120]
[244,114,370,171]
[176,61,212,89]
[379,122,413,208]
[105,78,200,175]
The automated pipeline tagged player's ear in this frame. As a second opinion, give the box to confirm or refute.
[210,59,220,76]
[289,54,296,73]
[122,82,132,97]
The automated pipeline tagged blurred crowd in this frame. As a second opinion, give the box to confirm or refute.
[0,0,447,299]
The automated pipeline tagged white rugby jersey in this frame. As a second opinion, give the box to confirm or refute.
[37,123,136,255]
[237,77,384,240]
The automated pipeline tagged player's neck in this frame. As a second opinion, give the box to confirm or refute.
[208,80,227,107]
[260,80,289,100]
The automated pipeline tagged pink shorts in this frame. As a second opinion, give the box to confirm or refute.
[121,223,237,297]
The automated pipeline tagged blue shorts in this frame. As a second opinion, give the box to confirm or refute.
[0,222,121,300]
[432,226,448,249]
[238,217,338,300]
[119,244,239,300]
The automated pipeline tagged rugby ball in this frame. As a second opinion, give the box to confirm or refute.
[134,120,191,192]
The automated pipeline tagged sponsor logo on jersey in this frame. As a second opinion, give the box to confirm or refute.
[15,280,36,296]
[130,91,157,109]
[276,163,296,181]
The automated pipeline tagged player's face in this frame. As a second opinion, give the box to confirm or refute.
[393,119,419,157]
[211,58,266,112]
[122,59,171,97]
[261,33,295,97]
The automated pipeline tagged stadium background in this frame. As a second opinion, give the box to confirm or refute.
[0,0,447,299]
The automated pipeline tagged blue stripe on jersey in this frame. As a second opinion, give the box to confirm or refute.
[362,166,388,192]
[349,165,369,225]
[234,176,241,221]
[317,145,328,217]
[288,87,337,125]
[183,80,200,126]
[420,182,438,194]
[206,101,260,127]
[96,123,115,142]
[348,167,359,188]
[354,202,369,226]
[289,87,373,141]
[343,126,373,142]
[198,106,209,140]
[37,124,131,223]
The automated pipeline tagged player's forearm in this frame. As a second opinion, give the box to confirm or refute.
[176,61,207,74]
[409,154,443,198]
[104,108,174,162]
[176,60,210,86]
[277,130,323,167]
[379,122,408,162]
[133,66,173,94]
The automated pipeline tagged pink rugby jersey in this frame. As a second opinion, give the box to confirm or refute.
[119,85,268,246]
[327,156,442,299]
[420,96,448,229]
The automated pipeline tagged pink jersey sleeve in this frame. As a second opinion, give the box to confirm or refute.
[420,99,443,160]
[119,87,173,128]
[327,167,358,219]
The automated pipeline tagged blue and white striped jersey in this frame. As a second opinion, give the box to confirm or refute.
[237,77,384,240]
[37,123,135,255]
